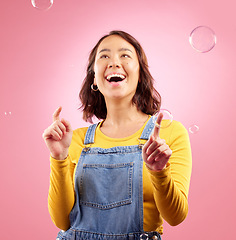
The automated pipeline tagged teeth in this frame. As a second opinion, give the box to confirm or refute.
[106,73,125,80]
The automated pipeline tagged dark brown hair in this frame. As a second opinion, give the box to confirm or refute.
[79,30,161,123]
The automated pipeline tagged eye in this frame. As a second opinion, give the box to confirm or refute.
[121,54,131,58]
[100,54,109,59]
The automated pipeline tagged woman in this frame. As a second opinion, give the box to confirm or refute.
[43,30,192,240]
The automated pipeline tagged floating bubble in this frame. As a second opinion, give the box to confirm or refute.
[31,0,53,11]
[4,112,12,116]
[140,233,149,240]
[189,124,199,134]
[154,109,173,128]
[189,26,216,53]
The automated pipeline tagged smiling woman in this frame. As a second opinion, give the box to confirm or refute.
[43,30,192,240]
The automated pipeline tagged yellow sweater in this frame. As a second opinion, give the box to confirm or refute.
[48,118,192,234]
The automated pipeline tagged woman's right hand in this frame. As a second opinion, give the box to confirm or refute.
[42,106,73,160]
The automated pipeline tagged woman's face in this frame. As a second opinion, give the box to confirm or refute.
[93,35,140,102]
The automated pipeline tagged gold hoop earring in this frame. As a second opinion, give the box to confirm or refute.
[91,84,99,91]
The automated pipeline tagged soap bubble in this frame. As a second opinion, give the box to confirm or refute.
[4,112,12,116]
[189,124,199,134]
[31,0,53,11]
[154,109,173,128]
[189,26,216,53]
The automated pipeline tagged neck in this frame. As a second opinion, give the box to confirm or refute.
[103,98,147,128]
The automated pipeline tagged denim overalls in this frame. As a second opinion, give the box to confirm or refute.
[57,116,162,240]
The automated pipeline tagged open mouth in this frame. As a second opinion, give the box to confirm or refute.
[105,73,126,82]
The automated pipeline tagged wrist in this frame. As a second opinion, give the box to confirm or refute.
[145,163,166,172]
[51,151,69,160]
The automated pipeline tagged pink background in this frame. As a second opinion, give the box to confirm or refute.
[1,0,236,239]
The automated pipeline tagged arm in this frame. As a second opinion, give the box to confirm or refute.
[43,107,75,230]
[147,121,192,225]
[46,125,86,230]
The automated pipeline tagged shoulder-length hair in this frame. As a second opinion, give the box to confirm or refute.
[79,30,161,123]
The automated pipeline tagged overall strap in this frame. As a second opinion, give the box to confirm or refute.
[84,116,155,145]
[84,123,99,145]
[139,116,155,140]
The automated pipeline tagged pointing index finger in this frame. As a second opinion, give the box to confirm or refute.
[153,112,163,139]
[53,106,62,122]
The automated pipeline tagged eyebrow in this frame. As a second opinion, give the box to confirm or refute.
[98,48,133,54]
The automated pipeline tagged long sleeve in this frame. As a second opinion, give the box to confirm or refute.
[147,121,192,226]
[48,128,87,230]
[48,156,76,230]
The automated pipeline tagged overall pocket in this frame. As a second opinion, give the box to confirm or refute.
[79,162,133,209]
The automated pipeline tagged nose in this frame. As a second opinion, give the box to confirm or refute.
[108,56,121,68]
[108,63,120,68]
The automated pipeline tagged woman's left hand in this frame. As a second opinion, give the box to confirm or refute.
[142,113,172,171]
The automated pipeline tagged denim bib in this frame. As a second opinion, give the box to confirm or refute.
[57,116,161,240]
